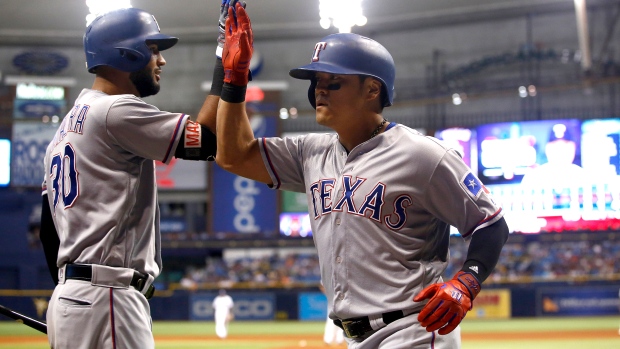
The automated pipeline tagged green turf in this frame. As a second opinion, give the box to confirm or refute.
[462,339,620,349]
[0,316,618,349]
[461,316,620,332]
[153,320,326,335]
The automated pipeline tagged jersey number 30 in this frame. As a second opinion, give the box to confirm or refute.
[49,143,79,209]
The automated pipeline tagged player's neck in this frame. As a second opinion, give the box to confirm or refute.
[337,115,387,153]
[91,70,140,97]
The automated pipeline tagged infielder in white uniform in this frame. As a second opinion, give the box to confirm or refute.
[209,5,510,349]
[38,3,238,348]
[321,284,345,345]
[212,289,234,339]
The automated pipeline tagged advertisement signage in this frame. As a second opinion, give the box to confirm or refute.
[155,158,206,190]
[282,190,308,212]
[298,292,328,321]
[211,116,277,235]
[538,287,620,316]
[14,99,66,118]
[11,122,58,187]
[190,292,275,320]
[467,289,511,319]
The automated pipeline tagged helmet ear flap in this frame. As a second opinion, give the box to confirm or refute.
[307,78,317,109]
[118,48,143,62]
[115,47,147,72]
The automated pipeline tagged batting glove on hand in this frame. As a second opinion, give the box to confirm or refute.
[223,2,253,86]
[217,0,246,58]
[413,271,481,335]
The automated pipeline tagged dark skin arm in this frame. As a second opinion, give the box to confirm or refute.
[39,194,59,284]
[195,94,219,134]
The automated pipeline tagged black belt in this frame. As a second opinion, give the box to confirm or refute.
[64,264,155,299]
[334,310,413,339]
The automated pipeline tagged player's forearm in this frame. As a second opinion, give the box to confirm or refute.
[461,217,509,282]
[195,94,219,132]
[216,101,258,170]
[195,57,225,132]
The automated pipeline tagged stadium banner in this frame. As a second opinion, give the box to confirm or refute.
[298,292,328,321]
[537,286,620,316]
[13,99,66,118]
[11,121,58,187]
[0,296,48,321]
[155,158,206,190]
[282,191,308,212]
[468,289,511,319]
[211,115,278,235]
[189,292,276,321]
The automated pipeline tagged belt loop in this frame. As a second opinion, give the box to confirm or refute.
[58,265,67,284]
[140,274,155,296]
[368,313,386,331]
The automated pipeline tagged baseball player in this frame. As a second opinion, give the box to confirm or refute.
[320,283,345,346]
[38,3,237,348]
[212,289,235,339]
[210,5,509,348]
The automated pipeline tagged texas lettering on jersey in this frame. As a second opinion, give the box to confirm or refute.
[309,175,412,230]
[50,104,89,148]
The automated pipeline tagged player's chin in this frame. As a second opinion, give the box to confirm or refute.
[315,109,330,126]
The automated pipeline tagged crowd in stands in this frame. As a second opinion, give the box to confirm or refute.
[169,236,620,290]
[174,252,322,290]
[434,236,620,283]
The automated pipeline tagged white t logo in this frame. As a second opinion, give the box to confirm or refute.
[312,42,327,62]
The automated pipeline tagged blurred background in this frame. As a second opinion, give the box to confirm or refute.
[0,0,619,329]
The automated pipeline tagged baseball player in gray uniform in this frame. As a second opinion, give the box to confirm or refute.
[213,5,509,348]
[38,4,235,348]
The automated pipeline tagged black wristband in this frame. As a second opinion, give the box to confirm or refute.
[221,83,247,103]
[461,261,486,282]
[209,58,225,96]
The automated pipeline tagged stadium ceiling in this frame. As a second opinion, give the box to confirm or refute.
[0,0,615,46]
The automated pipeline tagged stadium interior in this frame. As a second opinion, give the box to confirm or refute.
[0,0,619,338]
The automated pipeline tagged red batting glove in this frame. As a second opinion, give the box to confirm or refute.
[413,271,481,335]
[222,2,253,86]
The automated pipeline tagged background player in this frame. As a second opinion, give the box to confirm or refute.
[38,2,239,347]
[210,5,509,348]
[212,289,235,339]
[320,283,345,346]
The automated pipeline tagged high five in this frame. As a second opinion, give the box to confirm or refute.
[214,3,509,348]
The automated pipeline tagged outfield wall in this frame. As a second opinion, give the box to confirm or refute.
[1,282,619,324]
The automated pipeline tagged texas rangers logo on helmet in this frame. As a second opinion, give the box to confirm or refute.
[312,42,327,62]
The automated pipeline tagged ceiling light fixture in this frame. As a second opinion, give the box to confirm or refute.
[319,0,367,33]
[85,0,132,26]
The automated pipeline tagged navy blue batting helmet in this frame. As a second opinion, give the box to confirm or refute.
[84,8,178,73]
[289,33,395,108]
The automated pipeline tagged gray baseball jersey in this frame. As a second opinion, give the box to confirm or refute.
[259,123,503,320]
[42,88,189,277]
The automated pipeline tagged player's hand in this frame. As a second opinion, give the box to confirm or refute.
[413,271,481,335]
[222,2,253,86]
[217,0,246,58]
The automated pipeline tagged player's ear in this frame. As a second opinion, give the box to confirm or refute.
[365,77,382,105]
[364,78,381,100]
